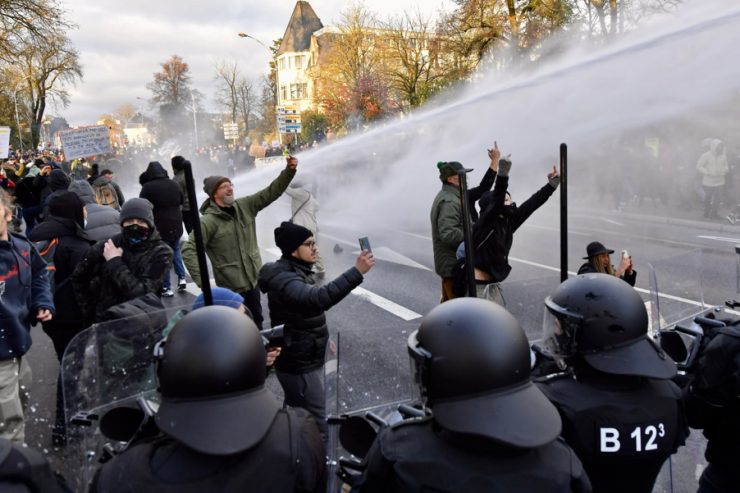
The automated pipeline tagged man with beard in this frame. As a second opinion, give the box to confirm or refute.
[459,157,559,305]
[182,157,297,329]
[71,198,173,324]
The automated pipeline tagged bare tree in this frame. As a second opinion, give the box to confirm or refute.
[236,78,256,133]
[13,31,82,146]
[214,60,239,123]
[0,0,68,61]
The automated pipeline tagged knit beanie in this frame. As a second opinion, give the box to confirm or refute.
[203,176,231,198]
[192,287,244,311]
[120,197,155,228]
[49,191,85,228]
[274,221,313,256]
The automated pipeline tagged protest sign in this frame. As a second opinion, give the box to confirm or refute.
[59,125,111,160]
[0,127,9,159]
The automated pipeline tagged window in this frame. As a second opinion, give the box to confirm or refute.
[279,58,286,70]
[294,55,303,69]
[280,85,288,102]
[289,83,308,100]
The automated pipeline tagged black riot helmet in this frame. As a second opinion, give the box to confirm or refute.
[408,298,561,448]
[543,273,676,379]
[155,306,279,455]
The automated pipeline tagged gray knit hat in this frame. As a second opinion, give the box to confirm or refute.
[203,176,231,198]
[120,197,155,228]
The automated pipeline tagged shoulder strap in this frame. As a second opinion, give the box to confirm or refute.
[290,193,311,222]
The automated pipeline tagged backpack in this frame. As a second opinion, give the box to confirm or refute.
[34,238,59,292]
[94,181,120,210]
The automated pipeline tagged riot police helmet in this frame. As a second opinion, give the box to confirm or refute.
[543,273,676,379]
[155,305,279,455]
[408,297,561,448]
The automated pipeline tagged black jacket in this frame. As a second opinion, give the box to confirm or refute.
[355,417,591,493]
[258,257,363,374]
[577,262,637,286]
[71,231,173,324]
[468,168,496,222]
[139,162,184,242]
[29,216,92,329]
[91,408,325,493]
[472,175,556,282]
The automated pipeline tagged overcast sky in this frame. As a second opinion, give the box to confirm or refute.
[60,0,455,126]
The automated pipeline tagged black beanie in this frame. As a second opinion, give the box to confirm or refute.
[49,191,85,228]
[203,176,231,198]
[274,221,313,256]
[120,197,155,228]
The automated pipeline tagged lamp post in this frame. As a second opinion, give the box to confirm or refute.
[12,78,31,153]
[237,32,280,144]
[187,89,199,149]
[237,32,270,50]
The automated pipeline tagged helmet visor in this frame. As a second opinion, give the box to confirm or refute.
[541,300,582,359]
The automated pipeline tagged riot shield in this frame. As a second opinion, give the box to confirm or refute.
[60,303,190,492]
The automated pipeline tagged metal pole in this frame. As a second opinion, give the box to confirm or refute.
[184,160,212,306]
[560,143,568,283]
[190,91,199,149]
[458,171,476,297]
[12,91,23,153]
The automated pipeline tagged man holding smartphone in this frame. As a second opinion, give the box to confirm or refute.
[258,221,375,437]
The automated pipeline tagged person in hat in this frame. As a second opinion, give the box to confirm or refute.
[72,197,173,324]
[182,156,298,329]
[431,160,475,302]
[577,241,636,286]
[258,221,375,437]
[89,306,326,493]
[537,273,687,493]
[355,298,591,492]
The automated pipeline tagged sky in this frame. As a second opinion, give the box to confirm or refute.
[59,0,455,126]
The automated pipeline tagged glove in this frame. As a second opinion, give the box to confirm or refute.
[498,157,512,177]
[548,174,561,189]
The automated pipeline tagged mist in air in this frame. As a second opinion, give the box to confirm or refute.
[245,0,740,247]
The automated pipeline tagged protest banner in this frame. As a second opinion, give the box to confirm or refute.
[59,125,111,160]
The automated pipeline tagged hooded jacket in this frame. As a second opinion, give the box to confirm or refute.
[182,168,295,292]
[71,231,173,324]
[258,256,363,374]
[0,233,55,359]
[471,175,556,282]
[696,139,729,187]
[171,159,190,213]
[92,175,126,207]
[29,215,93,329]
[68,180,121,242]
[139,162,183,242]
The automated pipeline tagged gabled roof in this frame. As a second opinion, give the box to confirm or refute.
[277,1,324,56]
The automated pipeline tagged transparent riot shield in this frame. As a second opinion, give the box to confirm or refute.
[61,303,190,492]
[648,249,707,336]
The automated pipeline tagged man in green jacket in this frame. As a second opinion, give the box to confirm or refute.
[430,161,472,302]
[182,157,297,328]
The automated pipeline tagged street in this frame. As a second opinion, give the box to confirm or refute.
[24,198,737,492]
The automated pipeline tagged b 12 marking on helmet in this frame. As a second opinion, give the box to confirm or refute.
[599,422,666,454]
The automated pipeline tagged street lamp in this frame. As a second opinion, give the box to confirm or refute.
[186,89,199,149]
[237,32,270,50]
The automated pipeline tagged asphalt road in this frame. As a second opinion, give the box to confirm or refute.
[24,199,738,492]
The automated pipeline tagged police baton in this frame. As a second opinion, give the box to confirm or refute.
[183,160,212,306]
[560,143,568,283]
[458,170,477,297]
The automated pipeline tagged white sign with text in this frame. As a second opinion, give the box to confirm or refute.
[59,125,111,160]
[0,127,10,159]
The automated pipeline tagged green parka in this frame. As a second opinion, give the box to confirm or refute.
[430,183,465,278]
[182,167,295,292]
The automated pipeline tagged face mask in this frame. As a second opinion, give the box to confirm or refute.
[122,224,151,245]
[502,203,517,217]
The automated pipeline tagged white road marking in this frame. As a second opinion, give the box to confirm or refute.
[601,218,624,226]
[351,287,422,321]
[393,230,433,241]
[697,235,740,244]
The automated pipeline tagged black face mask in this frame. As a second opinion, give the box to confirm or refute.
[122,224,152,245]
[502,203,517,217]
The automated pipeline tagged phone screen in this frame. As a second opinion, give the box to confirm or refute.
[359,237,372,253]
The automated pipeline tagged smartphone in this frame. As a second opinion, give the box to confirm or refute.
[359,237,372,253]
[621,250,629,260]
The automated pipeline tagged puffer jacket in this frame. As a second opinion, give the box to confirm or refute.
[696,139,729,187]
[139,162,183,242]
[431,184,465,278]
[71,231,173,324]
[68,180,121,241]
[258,257,363,374]
[182,167,295,292]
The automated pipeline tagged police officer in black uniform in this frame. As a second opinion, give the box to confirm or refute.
[353,298,591,493]
[683,318,740,492]
[91,306,326,493]
[537,273,688,493]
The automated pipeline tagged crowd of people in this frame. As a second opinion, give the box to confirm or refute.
[0,136,737,493]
